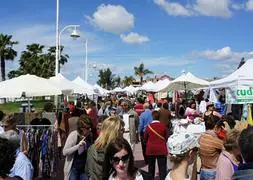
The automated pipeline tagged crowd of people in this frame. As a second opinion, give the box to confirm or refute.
[0,92,252,180]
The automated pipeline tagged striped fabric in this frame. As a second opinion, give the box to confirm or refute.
[199,131,224,169]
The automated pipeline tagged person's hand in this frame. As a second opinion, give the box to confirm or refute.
[78,137,86,147]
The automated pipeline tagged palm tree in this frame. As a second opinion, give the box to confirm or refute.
[134,63,153,85]
[13,44,69,78]
[113,75,121,88]
[97,68,114,89]
[123,75,135,87]
[0,34,18,81]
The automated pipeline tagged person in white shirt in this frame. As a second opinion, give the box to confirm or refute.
[3,130,33,180]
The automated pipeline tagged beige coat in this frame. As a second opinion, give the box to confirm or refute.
[63,130,79,180]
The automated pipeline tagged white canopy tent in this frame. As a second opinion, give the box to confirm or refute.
[210,58,253,88]
[124,85,138,94]
[139,81,157,92]
[154,79,171,92]
[49,74,86,94]
[163,72,209,92]
[93,84,109,95]
[72,76,98,95]
[0,74,62,98]
[112,87,125,93]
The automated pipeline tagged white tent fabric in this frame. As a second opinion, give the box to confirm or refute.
[94,84,109,95]
[124,85,138,94]
[140,81,157,92]
[49,74,86,94]
[164,72,209,91]
[210,58,253,88]
[154,79,171,92]
[112,87,125,93]
[72,76,97,95]
[0,74,62,98]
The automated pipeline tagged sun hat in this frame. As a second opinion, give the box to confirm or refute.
[167,132,199,155]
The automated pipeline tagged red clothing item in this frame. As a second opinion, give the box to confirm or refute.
[134,103,144,116]
[144,121,168,156]
[87,108,98,129]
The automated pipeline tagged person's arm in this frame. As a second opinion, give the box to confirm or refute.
[62,132,79,156]
[22,133,29,155]
[138,115,144,133]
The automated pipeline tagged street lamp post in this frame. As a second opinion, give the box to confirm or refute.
[55,0,80,75]
[85,40,88,82]
[55,25,80,75]
[55,0,80,107]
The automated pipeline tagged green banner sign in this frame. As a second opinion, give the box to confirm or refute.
[226,87,253,104]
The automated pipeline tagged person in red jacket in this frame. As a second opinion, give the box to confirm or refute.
[144,110,168,180]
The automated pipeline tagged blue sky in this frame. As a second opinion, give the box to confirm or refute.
[1,0,253,84]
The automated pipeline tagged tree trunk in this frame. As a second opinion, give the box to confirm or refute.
[0,56,5,81]
[140,76,143,85]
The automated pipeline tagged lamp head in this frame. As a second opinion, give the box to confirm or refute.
[70,29,80,39]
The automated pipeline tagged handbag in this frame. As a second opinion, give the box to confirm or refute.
[148,125,165,141]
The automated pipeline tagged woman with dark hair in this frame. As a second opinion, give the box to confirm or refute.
[0,137,17,179]
[63,115,92,180]
[104,138,143,180]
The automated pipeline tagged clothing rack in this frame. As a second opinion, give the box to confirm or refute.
[17,124,58,179]
[17,125,54,128]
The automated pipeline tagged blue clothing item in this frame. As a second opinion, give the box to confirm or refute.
[200,169,216,180]
[138,109,153,133]
[70,167,89,180]
[233,163,253,180]
[215,102,226,116]
[10,150,34,180]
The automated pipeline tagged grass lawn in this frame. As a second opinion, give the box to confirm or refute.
[0,100,53,114]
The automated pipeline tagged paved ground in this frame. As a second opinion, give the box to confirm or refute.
[133,142,172,180]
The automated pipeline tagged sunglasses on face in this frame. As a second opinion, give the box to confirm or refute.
[112,154,129,164]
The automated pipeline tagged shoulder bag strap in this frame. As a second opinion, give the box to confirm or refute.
[148,125,165,141]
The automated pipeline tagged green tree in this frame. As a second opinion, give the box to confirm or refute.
[97,68,114,89]
[8,43,69,79]
[134,63,153,85]
[122,75,135,87]
[0,33,18,81]
[113,75,121,88]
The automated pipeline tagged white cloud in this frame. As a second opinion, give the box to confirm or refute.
[86,4,134,34]
[194,46,253,61]
[231,3,245,10]
[120,32,150,44]
[193,0,232,17]
[246,0,253,10]
[153,0,193,16]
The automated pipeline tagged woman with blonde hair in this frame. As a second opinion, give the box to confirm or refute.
[85,116,125,180]
[216,130,241,180]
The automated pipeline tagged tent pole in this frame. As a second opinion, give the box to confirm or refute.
[28,97,31,112]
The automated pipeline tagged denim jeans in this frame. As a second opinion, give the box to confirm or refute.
[200,169,216,180]
[70,167,89,180]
